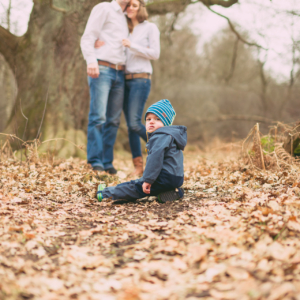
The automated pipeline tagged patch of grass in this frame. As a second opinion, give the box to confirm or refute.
[248,150,255,156]
[261,136,275,153]
[293,138,300,156]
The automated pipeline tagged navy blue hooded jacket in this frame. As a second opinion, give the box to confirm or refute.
[135,126,187,197]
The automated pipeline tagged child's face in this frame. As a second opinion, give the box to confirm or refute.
[146,113,164,133]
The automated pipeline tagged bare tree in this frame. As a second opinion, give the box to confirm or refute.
[0,0,239,151]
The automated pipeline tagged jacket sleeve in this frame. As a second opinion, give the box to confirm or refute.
[129,24,160,60]
[143,134,171,184]
[80,4,108,65]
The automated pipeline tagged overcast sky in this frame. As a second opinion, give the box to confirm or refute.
[0,0,299,81]
[177,0,300,81]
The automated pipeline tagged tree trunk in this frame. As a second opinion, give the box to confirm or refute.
[0,0,238,157]
[0,54,17,132]
[0,0,101,157]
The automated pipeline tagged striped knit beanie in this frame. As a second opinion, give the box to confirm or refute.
[145,99,176,126]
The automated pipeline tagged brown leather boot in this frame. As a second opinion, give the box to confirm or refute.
[131,156,143,177]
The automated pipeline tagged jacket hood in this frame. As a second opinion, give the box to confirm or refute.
[149,126,187,150]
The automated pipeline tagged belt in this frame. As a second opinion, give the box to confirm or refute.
[125,73,151,80]
[97,60,125,71]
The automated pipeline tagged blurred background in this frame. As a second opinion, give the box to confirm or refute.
[0,0,299,156]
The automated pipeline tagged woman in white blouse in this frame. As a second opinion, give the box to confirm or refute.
[95,0,160,176]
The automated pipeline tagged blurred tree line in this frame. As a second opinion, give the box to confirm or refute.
[0,0,299,156]
[148,15,300,145]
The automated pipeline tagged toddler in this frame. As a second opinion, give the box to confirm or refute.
[97,99,187,203]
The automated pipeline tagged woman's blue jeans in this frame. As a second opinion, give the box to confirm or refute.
[123,78,151,158]
[87,65,124,169]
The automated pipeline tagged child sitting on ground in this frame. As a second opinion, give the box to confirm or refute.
[97,99,187,203]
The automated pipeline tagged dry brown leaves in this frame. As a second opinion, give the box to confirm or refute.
[1,152,300,300]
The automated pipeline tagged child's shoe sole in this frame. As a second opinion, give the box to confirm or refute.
[97,183,106,202]
[157,188,184,203]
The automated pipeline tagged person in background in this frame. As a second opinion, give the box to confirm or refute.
[81,0,129,174]
[95,0,160,177]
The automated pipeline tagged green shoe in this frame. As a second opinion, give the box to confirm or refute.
[157,188,184,203]
[97,183,106,202]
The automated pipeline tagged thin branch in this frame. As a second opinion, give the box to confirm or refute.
[36,85,49,140]
[289,39,296,89]
[49,0,67,13]
[146,0,240,15]
[207,0,239,8]
[256,123,265,170]
[204,0,238,7]
[7,0,12,32]
[190,114,275,127]
[20,98,28,141]
[146,0,190,15]
[258,59,268,115]
[146,0,186,8]
[147,0,238,8]
[286,10,300,17]
[0,133,25,144]
[166,12,179,45]
[13,85,22,156]
[225,36,239,83]
[278,38,297,116]
[207,6,267,50]
[41,138,86,153]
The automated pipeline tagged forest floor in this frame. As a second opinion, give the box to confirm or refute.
[1,147,300,300]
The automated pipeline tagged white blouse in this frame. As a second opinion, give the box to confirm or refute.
[126,21,160,74]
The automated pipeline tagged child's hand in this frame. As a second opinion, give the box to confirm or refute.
[142,182,151,194]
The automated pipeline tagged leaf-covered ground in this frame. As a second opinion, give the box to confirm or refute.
[1,151,300,300]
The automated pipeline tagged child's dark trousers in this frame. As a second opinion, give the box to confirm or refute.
[102,179,141,200]
[102,170,183,201]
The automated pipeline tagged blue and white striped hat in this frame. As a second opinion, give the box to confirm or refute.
[145,99,176,126]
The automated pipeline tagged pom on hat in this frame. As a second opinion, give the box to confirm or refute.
[145,99,176,126]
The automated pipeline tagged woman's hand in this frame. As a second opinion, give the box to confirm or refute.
[122,39,131,48]
[95,39,105,48]
[142,182,151,194]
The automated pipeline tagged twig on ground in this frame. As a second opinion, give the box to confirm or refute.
[0,133,25,144]
[273,224,287,241]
